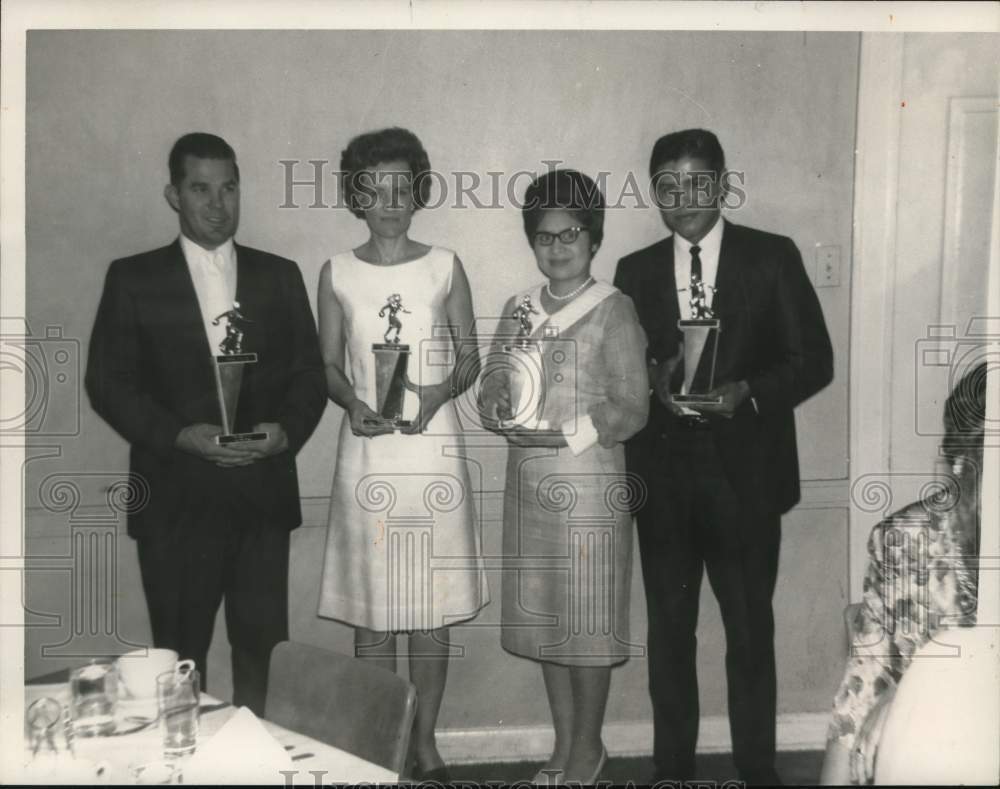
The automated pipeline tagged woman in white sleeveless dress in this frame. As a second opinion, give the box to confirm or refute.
[317,128,488,781]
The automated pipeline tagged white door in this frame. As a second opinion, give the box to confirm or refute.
[849,32,998,596]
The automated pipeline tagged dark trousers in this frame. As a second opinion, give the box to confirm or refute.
[635,428,781,782]
[136,515,290,716]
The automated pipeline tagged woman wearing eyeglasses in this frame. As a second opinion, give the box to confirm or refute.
[479,169,649,784]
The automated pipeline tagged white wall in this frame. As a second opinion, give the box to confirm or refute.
[24,30,856,755]
[850,32,998,596]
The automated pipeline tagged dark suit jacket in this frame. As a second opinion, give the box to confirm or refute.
[85,240,327,538]
[614,220,833,517]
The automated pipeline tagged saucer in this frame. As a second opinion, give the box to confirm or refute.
[116,695,158,721]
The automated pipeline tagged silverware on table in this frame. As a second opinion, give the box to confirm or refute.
[106,701,229,736]
[109,717,159,737]
[199,702,231,714]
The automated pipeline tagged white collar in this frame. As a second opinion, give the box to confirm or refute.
[672,214,724,260]
[179,234,235,268]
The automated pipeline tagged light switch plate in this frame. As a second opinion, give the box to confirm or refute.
[815,245,841,287]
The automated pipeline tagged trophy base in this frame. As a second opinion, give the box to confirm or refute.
[498,418,551,431]
[672,394,723,404]
[215,353,258,365]
[362,418,413,431]
[502,341,537,353]
[216,431,269,445]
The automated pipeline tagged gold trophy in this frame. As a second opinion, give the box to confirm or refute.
[366,293,413,430]
[211,302,268,444]
[674,277,722,404]
[498,295,546,429]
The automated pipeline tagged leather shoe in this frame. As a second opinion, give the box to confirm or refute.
[582,746,607,785]
[410,764,453,784]
[531,766,564,785]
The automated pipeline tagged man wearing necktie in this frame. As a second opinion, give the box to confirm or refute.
[614,129,833,785]
[85,133,326,714]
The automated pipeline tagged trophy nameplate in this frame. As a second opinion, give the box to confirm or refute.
[673,317,722,404]
[365,294,413,430]
[497,295,546,430]
[212,302,268,445]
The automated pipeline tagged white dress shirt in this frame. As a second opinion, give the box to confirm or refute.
[673,214,723,320]
[668,217,758,413]
[671,216,724,411]
[180,234,237,355]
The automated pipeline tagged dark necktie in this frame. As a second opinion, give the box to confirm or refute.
[689,244,710,319]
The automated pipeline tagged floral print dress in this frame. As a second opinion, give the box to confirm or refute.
[827,499,978,783]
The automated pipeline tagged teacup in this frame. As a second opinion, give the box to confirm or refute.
[117,649,191,700]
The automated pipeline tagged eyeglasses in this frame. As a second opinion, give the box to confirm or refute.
[533,226,587,246]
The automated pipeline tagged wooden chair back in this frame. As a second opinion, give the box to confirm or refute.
[265,641,417,775]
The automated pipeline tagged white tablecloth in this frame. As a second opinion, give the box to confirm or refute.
[18,683,399,785]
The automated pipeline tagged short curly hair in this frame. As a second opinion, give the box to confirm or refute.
[521,169,606,247]
[942,362,988,463]
[340,127,432,218]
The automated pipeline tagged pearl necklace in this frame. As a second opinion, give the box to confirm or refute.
[545,276,593,302]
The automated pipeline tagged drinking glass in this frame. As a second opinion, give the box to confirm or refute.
[26,697,66,756]
[156,663,199,758]
[70,659,117,736]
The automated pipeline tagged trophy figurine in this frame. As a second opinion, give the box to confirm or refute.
[498,295,546,429]
[367,294,413,429]
[211,302,268,444]
[674,276,722,404]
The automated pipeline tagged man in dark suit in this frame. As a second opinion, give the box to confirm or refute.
[614,129,833,785]
[85,132,326,714]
